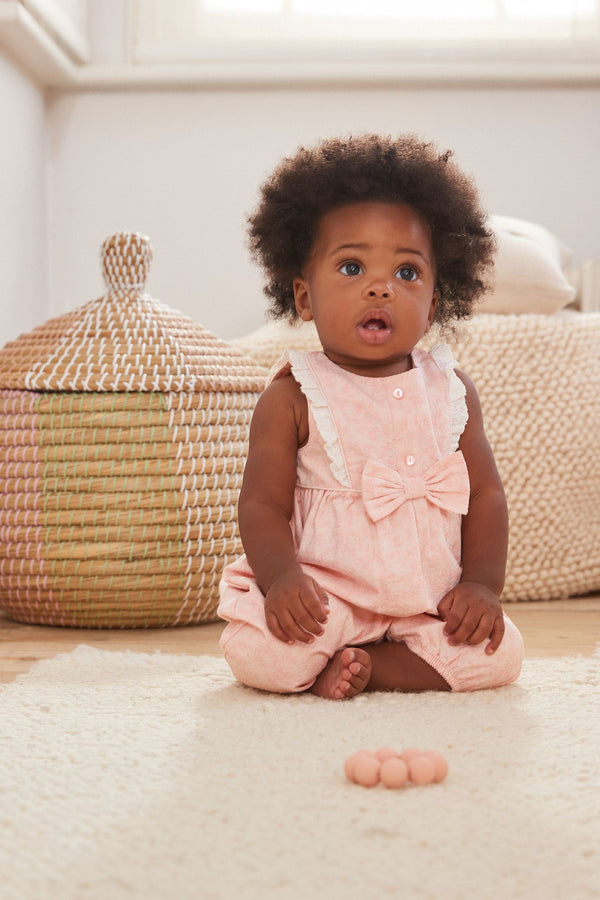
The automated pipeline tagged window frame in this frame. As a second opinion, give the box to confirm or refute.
[129,0,600,84]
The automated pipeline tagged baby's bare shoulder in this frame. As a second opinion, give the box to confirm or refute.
[254,373,309,445]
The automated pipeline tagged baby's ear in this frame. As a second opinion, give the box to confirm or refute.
[293,277,313,321]
[425,290,439,332]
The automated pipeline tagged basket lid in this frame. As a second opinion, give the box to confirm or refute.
[0,232,267,393]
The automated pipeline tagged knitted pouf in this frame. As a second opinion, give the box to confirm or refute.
[0,233,267,627]
[233,312,600,602]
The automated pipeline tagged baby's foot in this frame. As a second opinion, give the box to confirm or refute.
[310,647,372,700]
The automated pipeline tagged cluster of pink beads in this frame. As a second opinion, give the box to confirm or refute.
[344,746,449,789]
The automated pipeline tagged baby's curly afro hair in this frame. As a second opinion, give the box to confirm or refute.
[248,134,496,325]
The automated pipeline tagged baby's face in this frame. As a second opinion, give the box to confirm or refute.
[293,201,438,377]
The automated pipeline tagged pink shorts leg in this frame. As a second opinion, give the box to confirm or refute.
[219,592,391,694]
[389,612,524,691]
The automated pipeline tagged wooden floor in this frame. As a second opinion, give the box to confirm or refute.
[1,595,599,684]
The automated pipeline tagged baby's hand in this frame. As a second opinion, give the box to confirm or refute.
[264,570,329,645]
[437,582,505,654]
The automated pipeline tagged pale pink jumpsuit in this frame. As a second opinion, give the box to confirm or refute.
[218,345,524,693]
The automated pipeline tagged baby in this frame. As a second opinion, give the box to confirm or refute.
[218,134,524,699]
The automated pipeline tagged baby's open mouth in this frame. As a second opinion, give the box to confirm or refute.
[357,311,392,344]
[363,318,388,331]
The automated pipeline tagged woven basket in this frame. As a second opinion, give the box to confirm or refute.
[233,313,600,603]
[0,232,267,627]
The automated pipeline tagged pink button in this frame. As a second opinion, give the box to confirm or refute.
[405,454,416,467]
[393,387,404,399]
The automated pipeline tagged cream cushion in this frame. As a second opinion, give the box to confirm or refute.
[233,312,600,602]
[480,216,576,315]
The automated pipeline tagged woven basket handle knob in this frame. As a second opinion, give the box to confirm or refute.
[101,232,153,293]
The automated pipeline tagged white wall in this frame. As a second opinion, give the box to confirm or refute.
[47,85,600,342]
[0,52,47,344]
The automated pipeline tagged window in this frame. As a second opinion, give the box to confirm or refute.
[132,0,600,80]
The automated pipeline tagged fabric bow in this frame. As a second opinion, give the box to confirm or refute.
[362,453,470,522]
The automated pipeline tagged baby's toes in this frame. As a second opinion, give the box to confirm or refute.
[342,648,372,695]
[350,649,372,677]
[341,647,369,669]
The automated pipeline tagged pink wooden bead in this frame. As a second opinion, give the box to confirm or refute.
[344,750,377,783]
[424,750,449,783]
[380,757,409,789]
[408,755,436,786]
[400,747,423,763]
[353,756,381,787]
[375,746,400,763]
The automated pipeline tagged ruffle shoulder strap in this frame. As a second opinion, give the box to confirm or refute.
[428,343,469,452]
[268,350,351,488]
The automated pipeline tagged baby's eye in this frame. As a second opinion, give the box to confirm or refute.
[340,262,362,277]
[397,266,418,282]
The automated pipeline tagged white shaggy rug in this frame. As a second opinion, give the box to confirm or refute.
[1,646,598,900]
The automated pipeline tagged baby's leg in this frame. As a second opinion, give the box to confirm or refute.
[309,614,449,698]
[362,641,452,692]
[310,640,450,697]
[307,607,450,697]
[221,588,402,696]
[220,591,391,695]
[220,619,332,693]
[312,611,524,696]
[386,612,524,692]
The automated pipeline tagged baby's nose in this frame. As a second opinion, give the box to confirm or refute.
[365,279,394,299]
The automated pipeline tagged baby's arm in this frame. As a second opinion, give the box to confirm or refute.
[237,375,329,645]
[437,370,508,654]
